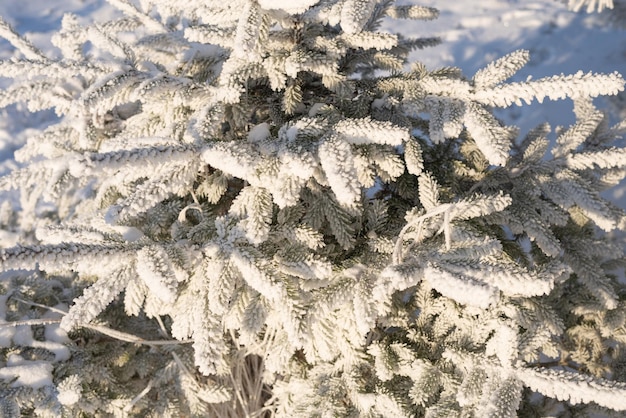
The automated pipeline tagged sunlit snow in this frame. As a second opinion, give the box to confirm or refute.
[0,0,624,396]
[0,0,623,203]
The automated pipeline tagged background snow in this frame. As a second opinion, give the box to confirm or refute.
[0,0,624,196]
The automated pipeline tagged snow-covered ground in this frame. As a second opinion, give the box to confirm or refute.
[0,0,625,200]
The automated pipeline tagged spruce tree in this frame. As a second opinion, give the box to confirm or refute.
[0,0,625,416]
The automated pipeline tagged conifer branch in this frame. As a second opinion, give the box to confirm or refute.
[1,318,193,346]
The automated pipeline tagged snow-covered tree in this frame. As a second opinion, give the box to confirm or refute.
[0,0,625,416]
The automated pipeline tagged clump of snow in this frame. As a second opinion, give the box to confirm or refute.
[285,126,299,142]
[0,354,53,389]
[371,94,389,110]
[12,321,34,346]
[248,122,271,142]
[308,103,326,117]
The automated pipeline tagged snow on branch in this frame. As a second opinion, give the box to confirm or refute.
[340,0,378,34]
[473,71,625,107]
[0,243,134,274]
[318,134,361,207]
[473,49,530,89]
[0,60,104,81]
[0,17,47,61]
[423,264,499,308]
[516,367,626,411]
[258,0,320,14]
[385,5,439,20]
[229,185,274,244]
[340,32,399,51]
[335,117,409,146]
[60,265,133,330]
[565,147,626,170]
[136,245,184,304]
[394,191,512,261]
[72,144,198,177]
[463,102,517,166]
[106,0,167,33]
[438,258,554,298]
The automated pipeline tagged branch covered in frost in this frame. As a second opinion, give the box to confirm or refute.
[516,367,626,411]
[0,243,135,273]
[474,71,625,107]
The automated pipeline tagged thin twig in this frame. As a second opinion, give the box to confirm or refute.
[2,318,61,327]
[171,351,191,375]
[230,359,252,418]
[393,203,452,264]
[1,313,192,346]
[87,323,194,346]
[14,296,67,315]
[154,315,169,338]
[124,379,154,413]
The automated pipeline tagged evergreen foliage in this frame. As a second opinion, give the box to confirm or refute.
[0,0,625,416]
